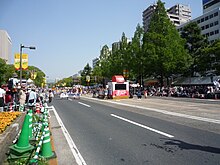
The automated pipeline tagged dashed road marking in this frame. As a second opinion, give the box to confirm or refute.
[111,114,174,138]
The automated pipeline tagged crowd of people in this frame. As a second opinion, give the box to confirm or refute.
[138,85,220,99]
[0,73,54,112]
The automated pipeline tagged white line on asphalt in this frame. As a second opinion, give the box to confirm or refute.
[78,102,91,107]
[51,106,87,165]
[111,114,174,138]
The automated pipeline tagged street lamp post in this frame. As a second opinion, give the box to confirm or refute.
[19,44,36,86]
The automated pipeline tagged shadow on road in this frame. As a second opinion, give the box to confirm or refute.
[163,139,220,154]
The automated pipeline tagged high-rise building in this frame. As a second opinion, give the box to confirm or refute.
[142,3,191,32]
[203,0,220,13]
[0,30,12,64]
[167,4,191,26]
[178,0,220,42]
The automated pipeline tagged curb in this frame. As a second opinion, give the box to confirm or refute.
[0,113,25,165]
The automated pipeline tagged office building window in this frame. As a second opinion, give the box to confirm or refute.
[210,22,214,27]
[215,30,219,34]
[201,18,204,22]
[210,31,214,36]
[197,19,201,24]
[210,14,213,19]
[201,26,205,30]
[214,12,219,17]
[214,21,219,25]
[206,24,210,29]
[205,16,209,21]
[206,33,210,37]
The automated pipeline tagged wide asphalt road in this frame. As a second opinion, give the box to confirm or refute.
[51,96,220,165]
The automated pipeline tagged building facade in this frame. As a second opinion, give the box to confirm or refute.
[178,0,220,42]
[167,4,191,26]
[203,0,220,14]
[0,30,12,64]
[142,3,191,32]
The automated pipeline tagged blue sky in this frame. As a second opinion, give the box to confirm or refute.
[0,0,203,80]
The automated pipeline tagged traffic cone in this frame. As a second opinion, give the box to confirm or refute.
[40,127,56,159]
[9,114,34,158]
[28,109,33,140]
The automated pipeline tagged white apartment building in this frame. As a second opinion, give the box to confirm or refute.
[0,30,12,64]
[167,4,191,26]
[178,0,220,42]
[142,3,191,32]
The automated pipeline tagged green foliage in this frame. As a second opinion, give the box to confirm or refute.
[0,58,8,85]
[87,0,219,87]
[55,76,73,87]
[198,40,220,75]
[143,0,191,85]
[27,66,46,87]
[181,22,209,76]
[81,63,92,85]
[0,61,46,87]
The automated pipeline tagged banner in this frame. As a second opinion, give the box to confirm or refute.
[22,54,28,70]
[14,53,28,70]
[14,54,20,70]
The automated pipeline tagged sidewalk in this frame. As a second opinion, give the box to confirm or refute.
[49,108,78,165]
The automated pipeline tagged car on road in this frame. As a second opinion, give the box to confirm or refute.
[60,92,69,99]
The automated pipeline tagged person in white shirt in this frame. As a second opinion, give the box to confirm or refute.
[28,88,37,108]
[0,86,6,112]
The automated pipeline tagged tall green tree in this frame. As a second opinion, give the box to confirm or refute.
[143,0,191,86]
[130,24,144,82]
[199,40,220,75]
[181,22,209,76]
[27,66,46,87]
[81,63,92,85]
[0,58,8,85]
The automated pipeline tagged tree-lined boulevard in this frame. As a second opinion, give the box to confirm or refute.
[51,95,220,165]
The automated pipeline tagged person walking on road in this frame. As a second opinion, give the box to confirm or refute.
[49,90,54,103]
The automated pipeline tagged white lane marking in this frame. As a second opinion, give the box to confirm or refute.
[51,106,87,165]
[83,97,220,124]
[78,102,91,107]
[111,114,174,138]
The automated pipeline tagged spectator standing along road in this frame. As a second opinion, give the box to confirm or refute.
[28,88,37,110]
[0,86,6,112]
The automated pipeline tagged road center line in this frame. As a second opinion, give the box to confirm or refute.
[111,114,174,138]
[78,102,91,107]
